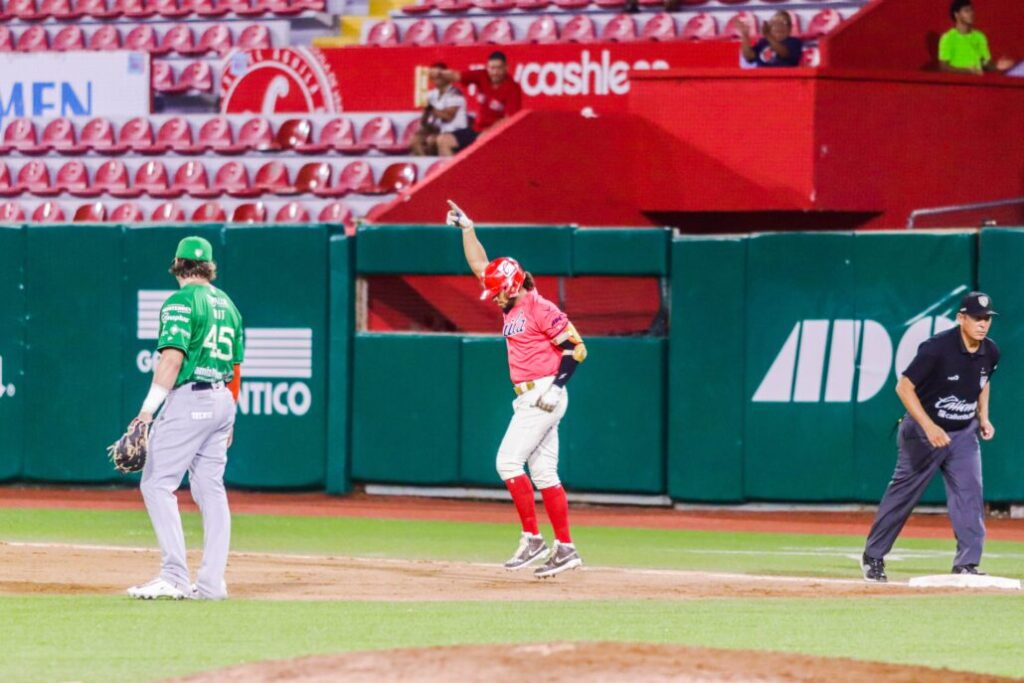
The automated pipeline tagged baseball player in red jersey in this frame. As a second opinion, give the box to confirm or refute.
[447,200,586,578]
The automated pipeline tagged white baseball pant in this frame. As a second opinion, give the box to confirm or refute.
[496,375,568,489]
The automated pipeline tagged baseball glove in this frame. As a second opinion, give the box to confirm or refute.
[107,419,150,474]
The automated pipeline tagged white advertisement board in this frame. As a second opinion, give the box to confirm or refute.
[0,51,150,125]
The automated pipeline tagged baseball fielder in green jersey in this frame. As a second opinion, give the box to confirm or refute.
[127,236,245,601]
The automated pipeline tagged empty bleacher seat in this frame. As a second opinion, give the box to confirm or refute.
[601,14,636,42]
[191,201,225,221]
[367,20,399,46]
[153,201,187,221]
[804,9,841,38]
[723,11,758,39]
[111,202,146,222]
[33,201,66,223]
[526,16,558,43]
[370,162,417,195]
[480,18,514,44]
[442,18,476,45]
[641,13,676,41]
[402,18,438,45]
[274,201,309,222]
[74,202,106,222]
[681,12,716,40]
[232,201,267,223]
[560,14,595,43]
[0,202,26,221]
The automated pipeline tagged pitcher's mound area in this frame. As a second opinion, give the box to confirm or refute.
[165,642,1012,682]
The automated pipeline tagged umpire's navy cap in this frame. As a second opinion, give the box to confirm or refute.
[959,291,998,317]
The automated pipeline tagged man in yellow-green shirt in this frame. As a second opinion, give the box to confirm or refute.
[938,0,1015,75]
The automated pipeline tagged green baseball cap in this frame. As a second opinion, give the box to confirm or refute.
[175,236,213,262]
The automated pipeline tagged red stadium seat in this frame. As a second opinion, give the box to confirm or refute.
[637,0,664,8]
[92,160,138,196]
[723,12,758,39]
[718,0,751,4]
[110,202,145,222]
[274,118,313,150]
[318,201,352,226]
[231,202,267,223]
[32,202,66,223]
[88,25,123,50]
[118,117,160,154]
[296,0,324,9]
[77,0,121,17]
[515,0,549,9]
[119,0,156,17]
[266,0,303,15]
[594,0,624,8]
[315,161,374,197]
[526,16,558,44]
[170,160,216,196]
[16,161,54,195]
[236,23,271,49]
[804,9,841,38]
[560,15,595,43]
[292,162,331,193]
[152,0,189,17]
[225,0,268,16]
[601,14,636,42]
[274,201,309,223]
[125,24,159,52]
[295,117,366,154]
[641,13,676,41]
[357,116,398,151]
[369,162,417,195]
[16,26,50,52]
[784,10,801,37]
[366,21,399,47]
[434,0,471,11]
[253,161,292,194]
[0,202,25,221]
[152,201,187,221]
[157,116,203,154]
[473,0,514,10]
[236,117,275,151]
[152,62,186,94]
[198,116,245,154]
[190,201,225,221]
[0,164,21,198]
[680,12,717,40]
[425,159,448,177]
[54,25,86,50]
[442,18,476,45]
[189,0,228,15]
[43,0,82,17]
[401,18,437,46]
[133,161,181,198]
[74,202,106,222]
[400,0,432,13]
[213,161,260,197]
[52,161,92,195]
[553,0,588,9]
[800,45,820,67]
[377,119,418,154]
[8,0,43,20]
[1,118,44,155]
[0,28,13,52]
[480,18,514,44]
[78,117,126,154]
[187,23,232,55]
[157,24,195,54]
[179,61,213,93]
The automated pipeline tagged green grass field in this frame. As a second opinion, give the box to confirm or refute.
[2,507,1024,682]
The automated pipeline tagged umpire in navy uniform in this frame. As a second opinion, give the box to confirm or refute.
[862,291,1000,583]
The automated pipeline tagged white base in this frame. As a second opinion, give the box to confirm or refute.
[908,574,1021,590]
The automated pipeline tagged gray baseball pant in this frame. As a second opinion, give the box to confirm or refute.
[865,416,985,567]
[140,383,235,599]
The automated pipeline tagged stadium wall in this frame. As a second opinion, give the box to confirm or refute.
[3,226,1024,502]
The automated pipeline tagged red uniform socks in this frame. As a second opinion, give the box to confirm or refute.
[540,484,572,544]
[504,474,539,535]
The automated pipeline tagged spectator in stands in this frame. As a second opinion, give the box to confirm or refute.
[412,62,473,157]
[446,52,523,136]
[939,0,1015,75]
[740,12,802,68]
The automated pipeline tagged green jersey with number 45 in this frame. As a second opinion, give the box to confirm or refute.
[157,283,244,386]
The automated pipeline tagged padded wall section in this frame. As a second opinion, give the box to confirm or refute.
[572,228,670,275]
[0,226,25,481]
[459,336,512,486]
[326,235,353,494]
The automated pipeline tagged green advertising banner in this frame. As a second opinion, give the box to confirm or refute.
[977,228,1024,502]
[0,226,25,481]
[23,225,125,483]
[222,225,330,489]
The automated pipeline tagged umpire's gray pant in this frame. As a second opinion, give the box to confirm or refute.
[865,416,985,568]
[140,383,235,599]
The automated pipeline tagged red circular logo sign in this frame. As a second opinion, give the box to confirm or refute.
[220,48,342,114]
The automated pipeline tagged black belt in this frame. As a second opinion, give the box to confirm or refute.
[190,382,217,391]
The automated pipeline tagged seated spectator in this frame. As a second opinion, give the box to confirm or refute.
[412,63,473,157]
[740,12,802,68]
[447,52,523,136]
[939,0,1015,75]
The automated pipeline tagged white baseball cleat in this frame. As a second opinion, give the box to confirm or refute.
[127,578,187,600]
[186,580,229,600]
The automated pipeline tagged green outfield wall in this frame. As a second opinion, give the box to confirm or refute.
[0,224,1021,503]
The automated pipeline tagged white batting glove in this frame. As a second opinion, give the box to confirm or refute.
[446,199,473,230]
[535,385,564,413]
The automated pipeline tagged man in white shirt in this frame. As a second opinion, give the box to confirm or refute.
[412,62,476,157]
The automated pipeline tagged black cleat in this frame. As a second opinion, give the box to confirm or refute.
[952,564,987,576]
[861,553,887,583]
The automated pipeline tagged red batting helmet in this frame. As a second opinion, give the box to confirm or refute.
[480,257,525,301]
